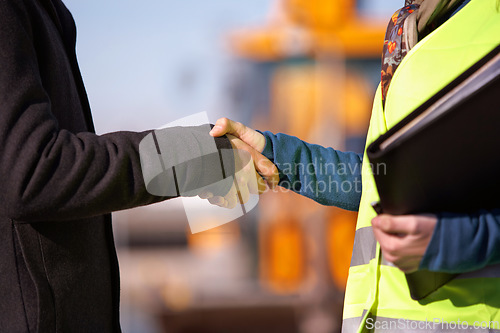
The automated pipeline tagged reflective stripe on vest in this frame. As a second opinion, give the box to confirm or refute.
[350,227,377,267]
[343,1,500,332]
[350,227,408,268]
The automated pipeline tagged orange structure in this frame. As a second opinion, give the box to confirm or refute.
[229,0,386,60]
[227,0,386,295]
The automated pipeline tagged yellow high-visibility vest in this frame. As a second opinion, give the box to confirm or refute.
[343,1,500,332]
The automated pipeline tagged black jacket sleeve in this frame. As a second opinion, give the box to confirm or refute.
[0,0,232,222]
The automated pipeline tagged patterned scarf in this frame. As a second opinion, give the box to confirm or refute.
[381,0,462,106]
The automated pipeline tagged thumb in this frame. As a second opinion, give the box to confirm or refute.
[209,118,231,137]
[210,118,266,153]
[372,215,412,235]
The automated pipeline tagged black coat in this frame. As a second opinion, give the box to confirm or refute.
[0,0,224,331]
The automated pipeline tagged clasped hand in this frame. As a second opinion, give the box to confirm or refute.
[198,118,278,208]
[372,214,437,273]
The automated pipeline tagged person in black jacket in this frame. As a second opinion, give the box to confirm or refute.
[0,0,277,332]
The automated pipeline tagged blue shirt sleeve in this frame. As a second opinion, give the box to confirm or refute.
[259,132,500,274]
[420,209,500,273]
[259,131,363,211]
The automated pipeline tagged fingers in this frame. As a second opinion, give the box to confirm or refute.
[372,215,415,235]
[206,183,248,208]
[371,214,437,273]
[372,224,404,255]
[210,118,266,153]
[235,176,250,205]
[254,154,279,189]
[225,185,238,209]
[208,195,225,207]
[200,129,280,209]
[208,185,238,209]
[210,119,277,187]
[372,226,416,271]
[198,191,213,200]
[228,135,279,189]
[248,170,268,195]
[234,149,269,195]
[372,215,409,267]
[199,138,273,208]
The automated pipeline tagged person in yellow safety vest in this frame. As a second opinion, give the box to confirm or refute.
[210,0,500,332]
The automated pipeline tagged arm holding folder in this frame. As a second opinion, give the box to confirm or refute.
[368,45,500,275]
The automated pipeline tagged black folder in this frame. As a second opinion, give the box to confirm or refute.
[367,44,500,300]
[368,45,500,216]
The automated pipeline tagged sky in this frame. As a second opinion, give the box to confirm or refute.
[63,0,402,134]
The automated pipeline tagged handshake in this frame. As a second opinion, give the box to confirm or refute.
[201,118,279,208]
[139,117,279,213]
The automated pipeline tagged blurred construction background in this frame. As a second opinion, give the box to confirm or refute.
[65,0,400,332]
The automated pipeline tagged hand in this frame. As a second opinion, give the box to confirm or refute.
[199,134,278,208]
[371,214,438,273]
[209,117,268,163]
[209,117,278,197]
